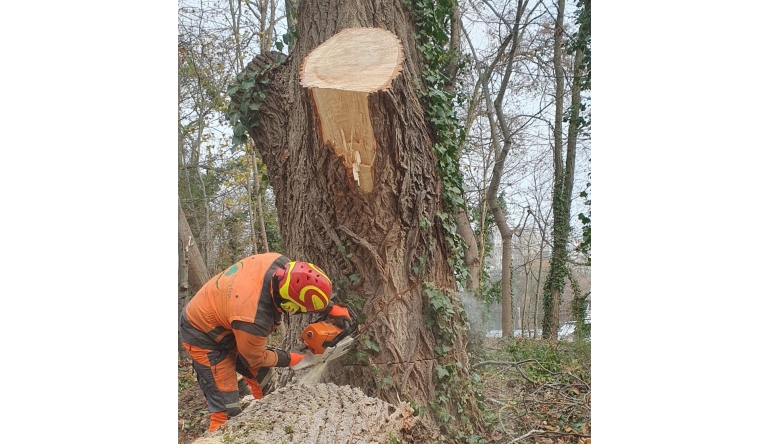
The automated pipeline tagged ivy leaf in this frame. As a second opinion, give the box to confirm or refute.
[362,335,380,352]
[226,85,239,95]
[275,41,284,51]
[233,123,247,136]
[436,366,449,379]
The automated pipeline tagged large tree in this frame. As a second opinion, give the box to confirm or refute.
[229,0,481,433]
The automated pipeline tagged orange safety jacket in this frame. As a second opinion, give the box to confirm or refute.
[180,253,291,369]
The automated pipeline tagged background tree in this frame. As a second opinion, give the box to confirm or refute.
[541,0,590,339]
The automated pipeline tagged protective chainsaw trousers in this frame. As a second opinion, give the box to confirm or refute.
[183,342,269,427]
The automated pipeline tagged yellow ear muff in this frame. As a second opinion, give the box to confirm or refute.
[280,300,302,313]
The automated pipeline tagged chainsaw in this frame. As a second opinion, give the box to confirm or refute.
[290,303,360,370]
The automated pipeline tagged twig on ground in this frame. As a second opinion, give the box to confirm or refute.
[472,359,539,385]
[471,359,538,370]
[511,428,591,442]
[567,371,591,389]
[511,429,546,442]
[487,397,507,406]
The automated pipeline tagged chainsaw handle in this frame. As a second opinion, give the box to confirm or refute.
[327,317,358,348]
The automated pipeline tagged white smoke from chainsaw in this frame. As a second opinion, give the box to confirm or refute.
[459,291,491,333]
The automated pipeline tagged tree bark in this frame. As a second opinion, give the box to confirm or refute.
[178,201,211,359]
[542,0,570,340]
[249,142,270,253]
[233,7,479,428]
[178,234,189,358]
[178,201,211,302]
[566,0,590,335]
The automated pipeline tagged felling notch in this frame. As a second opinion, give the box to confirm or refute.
[300,27,404,193]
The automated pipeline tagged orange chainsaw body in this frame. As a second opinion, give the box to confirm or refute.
[301,320,344,355]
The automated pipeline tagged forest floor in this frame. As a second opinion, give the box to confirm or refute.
[178,336,591,444]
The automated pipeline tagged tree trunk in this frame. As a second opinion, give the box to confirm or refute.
[232,8,480,430]
[500,233,513,335]
[456,207,481,294]
[249,142,270,253]
[179,201,212,358]
[178,234,189,358]
[567,0,590,337]
[466,0,527,338]
[178,201,211,304]
[542,0,570,340]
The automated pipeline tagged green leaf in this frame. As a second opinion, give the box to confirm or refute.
[275,41,284,51]
[362,335,380,352]
[226,85,239,95]
[233,123,247,136]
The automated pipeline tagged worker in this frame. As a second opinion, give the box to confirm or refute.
[179,252,351,432]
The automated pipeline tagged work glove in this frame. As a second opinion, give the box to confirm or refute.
[289,352,305,367]
[325,303,358,346]
[328,304,351,319]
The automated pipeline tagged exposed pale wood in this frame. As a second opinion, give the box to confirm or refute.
[301,28,404,193]
[300,27,404,93]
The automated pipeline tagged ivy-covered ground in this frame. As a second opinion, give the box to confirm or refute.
[178,336,591,444]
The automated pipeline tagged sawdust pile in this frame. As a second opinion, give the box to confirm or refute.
[192,383,421,444]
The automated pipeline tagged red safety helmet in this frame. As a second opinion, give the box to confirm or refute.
[274,261,332,313]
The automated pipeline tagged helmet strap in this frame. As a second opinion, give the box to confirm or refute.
[270,273,285,313]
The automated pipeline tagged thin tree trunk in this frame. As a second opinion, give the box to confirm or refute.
[566,0,590,333]
[229,0,272,256]
[533,229,546,339]
[245,183,258,254]
[446,0,480,296]
[456,207,481,293]
[178,200,211,357]
[249,142,270,252]
[463,0,528,337]
[179,201,211,295]
[178,236,189,358]
[542,0,567,340]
